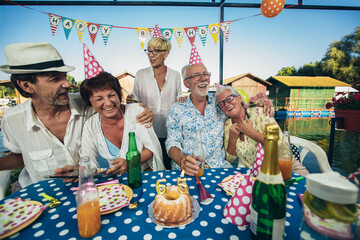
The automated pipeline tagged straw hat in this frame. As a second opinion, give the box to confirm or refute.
[0,42,75,74]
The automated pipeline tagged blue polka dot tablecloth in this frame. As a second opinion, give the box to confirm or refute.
[0,168,306,240]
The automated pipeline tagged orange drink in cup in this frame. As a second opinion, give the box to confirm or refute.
[278,157,292,181]
[77,200,101,238]
[195,161,204,177]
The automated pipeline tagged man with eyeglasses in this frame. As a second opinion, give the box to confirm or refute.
[165,63,233,175]
[126,38,184,170]
[165,63,273,176]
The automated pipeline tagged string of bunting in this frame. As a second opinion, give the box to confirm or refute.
[5,0,296,48]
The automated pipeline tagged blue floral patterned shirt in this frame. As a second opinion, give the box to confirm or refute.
[165,94,233,170]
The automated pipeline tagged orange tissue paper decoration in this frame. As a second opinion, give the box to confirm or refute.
[261,0,285,18]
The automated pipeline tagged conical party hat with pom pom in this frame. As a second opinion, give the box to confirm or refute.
[189,44,203,65]
[83,43,104,79]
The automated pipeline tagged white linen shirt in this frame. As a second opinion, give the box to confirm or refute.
[80,104,165,172]
[132,66,182,138]
[1,94,93,188]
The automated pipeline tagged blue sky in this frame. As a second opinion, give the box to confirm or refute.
[0,0,359,90]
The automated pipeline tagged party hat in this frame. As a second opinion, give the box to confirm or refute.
[222,143,264,226]
[189,44,203,65]
[152,24,162,38]
[83,43,104,79]
[196,177,214,205]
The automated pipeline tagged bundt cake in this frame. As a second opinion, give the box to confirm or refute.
[152,185,194,226]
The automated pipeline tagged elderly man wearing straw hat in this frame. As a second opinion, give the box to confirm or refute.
[0,42,152,188]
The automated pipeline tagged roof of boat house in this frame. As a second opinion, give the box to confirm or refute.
[269,76,351,87]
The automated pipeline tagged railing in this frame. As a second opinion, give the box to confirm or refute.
[271,97,332,111]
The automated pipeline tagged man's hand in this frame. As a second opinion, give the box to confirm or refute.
[54,165,79,183]
[108,158,127,175]
[137,103,153,128]
[263,102,274,117]
[179,155,204,176]
[177,96,187,103]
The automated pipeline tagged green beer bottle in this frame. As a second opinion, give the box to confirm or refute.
[126,132,142,189]
[250,124,286,240]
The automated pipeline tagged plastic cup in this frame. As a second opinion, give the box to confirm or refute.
[278,157,292,181]
[195,161,204,177]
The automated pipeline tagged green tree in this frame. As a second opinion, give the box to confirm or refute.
[277,66,297,76]
[320,26,360,84]
[67,74,80,93]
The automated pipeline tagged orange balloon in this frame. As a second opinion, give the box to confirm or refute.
[261,0,285,18]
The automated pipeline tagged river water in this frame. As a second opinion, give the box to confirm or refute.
[276,117,360,177]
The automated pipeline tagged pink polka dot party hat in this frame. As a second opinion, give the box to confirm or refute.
[83,43,104,79]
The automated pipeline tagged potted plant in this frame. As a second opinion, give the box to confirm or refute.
[326,92,360,132]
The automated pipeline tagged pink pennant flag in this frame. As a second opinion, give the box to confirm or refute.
[48,13,62,36]
[184,27,197,45]
[220,21,231,42]
[83,43,104,79]
[87,23,100,44]
[148,28,154,38]
[152,24,162,38]
[223,144,264,226]
[189,44,203,65]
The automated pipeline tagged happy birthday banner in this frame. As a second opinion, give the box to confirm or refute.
[49,12,232,48]
[7,0,294,49]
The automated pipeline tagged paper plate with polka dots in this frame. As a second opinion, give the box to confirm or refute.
[98,184,132,215]
[0,198,46,239]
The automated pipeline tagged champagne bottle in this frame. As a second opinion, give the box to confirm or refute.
[126,132,142,189]
[76,156,101,238]
[250,124,286,240]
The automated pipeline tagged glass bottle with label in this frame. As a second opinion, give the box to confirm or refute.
[126,132,142,189]
[76,156,101,238]
[250,123,286,240]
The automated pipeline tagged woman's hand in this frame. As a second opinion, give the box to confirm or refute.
[137,103,153,128]
[229,122,243,142]
[237,118,255,136]
[107,158,127,175]
[126,94,135,104]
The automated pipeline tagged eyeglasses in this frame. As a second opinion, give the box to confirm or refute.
[185,72,211,81]
[217,94,238,108]
[144,49,167,55]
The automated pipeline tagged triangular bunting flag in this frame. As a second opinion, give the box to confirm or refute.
[184,27,197,45]
[208,23,220,44]
[74,19,87,42]
[197,25,208,46]
[153,24,162,38]
[62,17,74,40]
[148,28,154,38]
[87,23,100,44]
[48,13,62,36]
[100,24,112,46]
[83,43,104,79]
[189,44,203,65]
[136,28,149,49]
[161,28,173,42]
[173,28,185,48]
[220,21,231,42]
